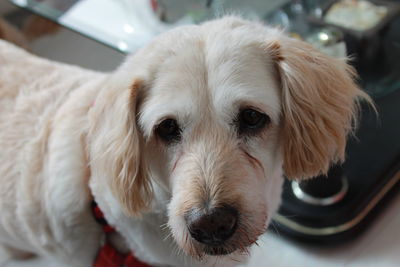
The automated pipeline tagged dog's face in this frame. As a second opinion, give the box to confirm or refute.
[89,17,371,260]
[139,30,284,257]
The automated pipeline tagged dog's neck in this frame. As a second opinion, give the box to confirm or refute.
[89,176,190,266]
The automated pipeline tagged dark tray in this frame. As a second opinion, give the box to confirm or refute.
[272,86,400,243]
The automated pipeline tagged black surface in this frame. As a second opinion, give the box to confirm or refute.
[273,70,400,242]
[273,9,400,242]
[298,165,345,199]
[275,88,400,233]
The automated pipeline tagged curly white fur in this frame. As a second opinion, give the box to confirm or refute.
[0,16,371,267]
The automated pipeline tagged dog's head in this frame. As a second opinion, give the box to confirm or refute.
[89,17,371,259]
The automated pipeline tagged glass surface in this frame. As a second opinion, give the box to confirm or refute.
[8,0,288,53]
[9,0,164,53]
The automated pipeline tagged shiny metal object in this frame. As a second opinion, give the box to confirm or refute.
[308,27,344,47]
[291,176,349,206]
[275,171,400,236]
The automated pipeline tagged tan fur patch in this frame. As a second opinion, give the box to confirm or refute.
[112,79,152,216]
[90,78,152,217]
[275,37,374,179]
[129,79,143,109]
[266,40,284,62]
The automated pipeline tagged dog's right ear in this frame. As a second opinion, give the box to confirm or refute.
[265,37,373,180]
[89,79,152,217]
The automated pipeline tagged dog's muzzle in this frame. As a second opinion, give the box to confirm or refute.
[185,205,238,250]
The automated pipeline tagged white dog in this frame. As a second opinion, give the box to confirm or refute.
[0,16,371,267]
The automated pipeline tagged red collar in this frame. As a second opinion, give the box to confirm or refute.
[91,201,152,267]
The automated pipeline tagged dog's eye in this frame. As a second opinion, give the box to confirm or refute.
[155,118,181,143]
[238,109,270,135]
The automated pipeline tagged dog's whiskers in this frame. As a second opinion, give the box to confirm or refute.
[162,231,173,242]
[159,222,170,231]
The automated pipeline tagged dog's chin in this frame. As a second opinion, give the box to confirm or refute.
[190,238,254,259]
[185,229,265,259]
[202,245,237,256]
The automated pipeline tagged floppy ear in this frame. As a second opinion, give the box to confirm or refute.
[265,38,372,179]
[89,79,152,216]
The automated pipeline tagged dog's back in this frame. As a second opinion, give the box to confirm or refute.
[0,40,102,260]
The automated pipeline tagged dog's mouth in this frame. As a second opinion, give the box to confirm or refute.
[202,245,236,256]
[194,227,260,257]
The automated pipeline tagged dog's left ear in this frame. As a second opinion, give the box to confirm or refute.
[89,79,152,216]
[265,37,372,180]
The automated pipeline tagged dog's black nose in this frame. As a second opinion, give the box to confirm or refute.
[185,205,238,246]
